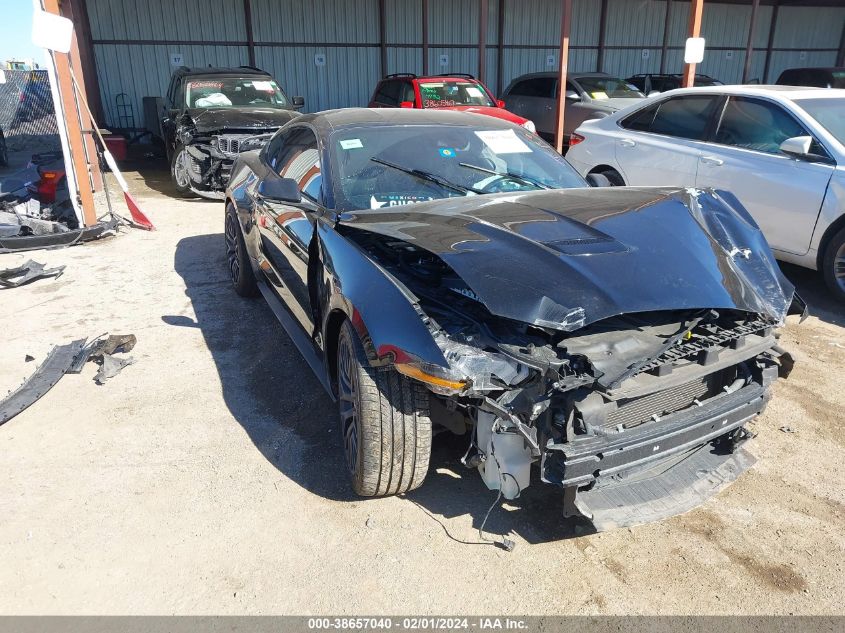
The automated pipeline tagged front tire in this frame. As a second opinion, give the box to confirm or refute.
[822,226,845,302]
[224,203,258,297]
[336,320,431,496]
[170,143,195,197]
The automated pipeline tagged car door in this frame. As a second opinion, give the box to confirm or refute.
[695,95,834,255]
[162,75,182,156]
[613,94,721,186]
[371,79,401,108]
[257,125,323,333]
[504,78,557,137]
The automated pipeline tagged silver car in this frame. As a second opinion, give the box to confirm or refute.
[565,85,845,301]
[502,72,645,145]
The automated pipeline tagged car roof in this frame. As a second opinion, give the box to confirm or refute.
[628,73,715,79]
[174,66,271,78]
[382,74,481,82]
[647,84,842,101]
[779,67,844,74]
[293,107,518,133]
[510,71,610,80]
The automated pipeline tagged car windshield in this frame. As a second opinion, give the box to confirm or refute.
[328,124,586,211]
[184,76,289,109]
[417,81,496,108]
[795,98,845,146]
[575,76,645,99]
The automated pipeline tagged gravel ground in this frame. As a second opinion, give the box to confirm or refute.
[0,161,843,615]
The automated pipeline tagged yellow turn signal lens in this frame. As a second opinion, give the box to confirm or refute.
[394,363,466,392]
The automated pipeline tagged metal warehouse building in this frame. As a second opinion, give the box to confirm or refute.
[66,0,845,130]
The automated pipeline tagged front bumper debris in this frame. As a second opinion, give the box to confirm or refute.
[542,382,768,488]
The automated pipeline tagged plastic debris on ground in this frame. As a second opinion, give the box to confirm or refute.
[0,259,65,288]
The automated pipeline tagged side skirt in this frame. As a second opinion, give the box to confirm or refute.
[256,279,335,400]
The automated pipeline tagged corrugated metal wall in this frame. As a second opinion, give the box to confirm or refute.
[86,0,845,128]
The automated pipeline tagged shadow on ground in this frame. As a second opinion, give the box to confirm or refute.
[169,232,588,544]
[779,262,845,328]
[124,146,211,202]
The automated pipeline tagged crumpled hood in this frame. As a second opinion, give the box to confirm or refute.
[338,187,796,330]
[441,105,528,125]
[185,107,299,133]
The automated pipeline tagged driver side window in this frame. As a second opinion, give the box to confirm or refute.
[267,127,323,203]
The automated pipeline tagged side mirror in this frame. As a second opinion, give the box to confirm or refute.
[399,101,415,109]
[779,136,813,158]
[565,90,580,101]
[291,95,305,109]
[258,175,301,203]
[585,173,612,188]
[496,99,506,108]
[647,90,661,97]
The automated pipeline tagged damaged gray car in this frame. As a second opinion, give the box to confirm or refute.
[225,109,804,529]
[154,65,303,198]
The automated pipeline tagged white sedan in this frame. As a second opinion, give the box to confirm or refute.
[566,86,845,300]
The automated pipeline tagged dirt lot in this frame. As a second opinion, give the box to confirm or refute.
[1,160,843,615]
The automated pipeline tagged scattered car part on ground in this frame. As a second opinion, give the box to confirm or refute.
[0,339,86,427]
[94,354,136,384]
[0,149,123,250]
[225,108,801,530]
[0,333,138,427]
[149,65,303,198]
[0,216,119,253]
[565,85,845,301]
[502,72,645,145]
[368,73,536,132]
[68,333,137,374]
[0,259,65,288]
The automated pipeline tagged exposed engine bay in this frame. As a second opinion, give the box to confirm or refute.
[345,228,796,526]
[177,122,276,197]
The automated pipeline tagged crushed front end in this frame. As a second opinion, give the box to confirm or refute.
[337,184,803,528]
[417,287,793,527]
[176,124,275,198]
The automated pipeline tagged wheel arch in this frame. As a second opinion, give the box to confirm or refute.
[323,308,349,394]
[588,164,623,177]
[316,222,448,373]
[816,212,845,271]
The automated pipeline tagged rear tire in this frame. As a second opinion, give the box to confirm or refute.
[336,320,431,497]
[594,168,624,186]
[821,226,845,303]
[224,203,258,297]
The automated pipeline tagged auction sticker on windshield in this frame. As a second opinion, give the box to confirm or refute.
[370,194,433,208]
[474,130,531,154]
[340,138,364,150]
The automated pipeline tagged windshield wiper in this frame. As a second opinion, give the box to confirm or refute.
[371,157,484,195]
[458,162,552,190]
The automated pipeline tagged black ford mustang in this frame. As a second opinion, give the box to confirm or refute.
[225,109,802,529]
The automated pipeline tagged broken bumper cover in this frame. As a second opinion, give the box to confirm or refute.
[542,382,769,488]
[184,134,273,198]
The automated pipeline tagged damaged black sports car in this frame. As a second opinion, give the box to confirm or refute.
[225,109,804,528]
[158,66,303,198]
